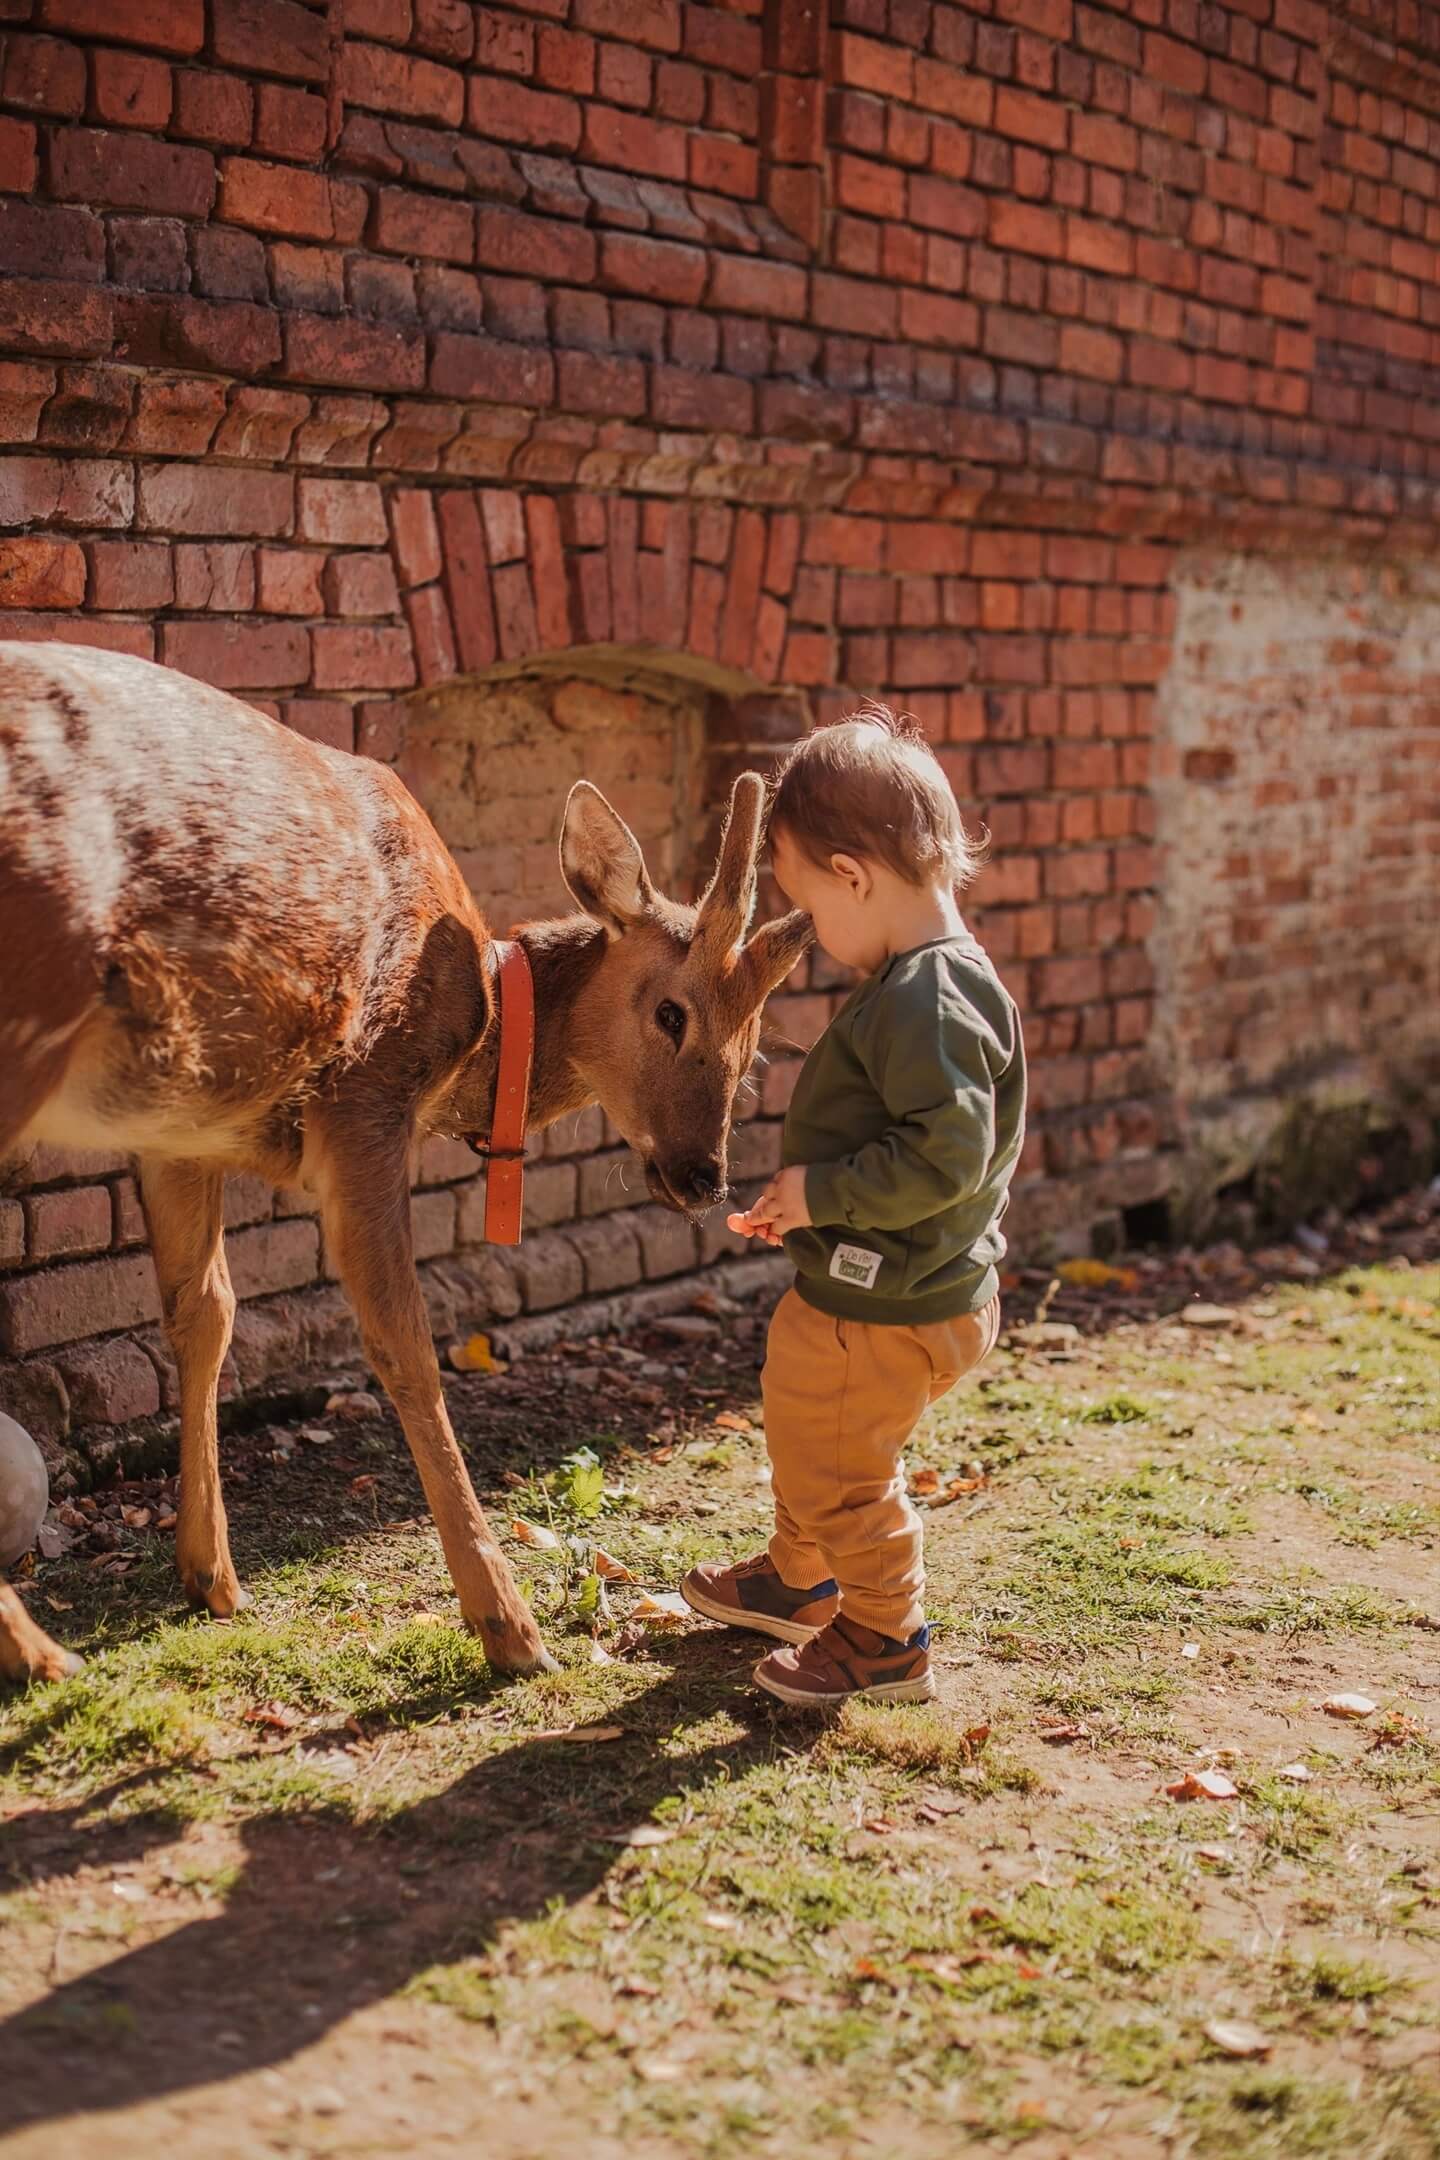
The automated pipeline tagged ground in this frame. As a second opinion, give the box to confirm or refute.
[1,1190,1438,2160]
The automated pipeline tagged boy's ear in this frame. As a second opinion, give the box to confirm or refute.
[829,851,871,898]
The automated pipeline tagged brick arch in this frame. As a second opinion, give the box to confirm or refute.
[386,489,821,700]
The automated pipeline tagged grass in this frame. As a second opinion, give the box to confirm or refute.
[1,1249,1437,2155]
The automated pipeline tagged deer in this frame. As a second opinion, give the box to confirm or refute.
[0,642,811,1689]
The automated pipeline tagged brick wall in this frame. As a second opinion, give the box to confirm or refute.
[1,0,1439,1466]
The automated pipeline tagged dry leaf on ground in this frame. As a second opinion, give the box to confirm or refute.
[1277,1761,1313,1782]
[630,1590,691,1625]
[1165,1769,1239,1801]
[530,1724,625,1744]
[510,1518,560,1550]
[449,1332,508,1375]
[605,1824,676,1847]
[1057,1258,1138,1291]
[593,1549,636,1582]
[713,1412,754,1435]
[325,1390,384,1420]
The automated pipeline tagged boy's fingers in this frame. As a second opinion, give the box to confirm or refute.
[725,1211,751,1234]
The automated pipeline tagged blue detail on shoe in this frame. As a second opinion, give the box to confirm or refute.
[736,1569,838,1619]
[905,1623,932,1651]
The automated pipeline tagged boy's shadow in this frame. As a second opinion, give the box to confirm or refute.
[0,1641,800,2134]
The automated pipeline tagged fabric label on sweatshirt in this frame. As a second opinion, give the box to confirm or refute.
[829,1242,883,1290]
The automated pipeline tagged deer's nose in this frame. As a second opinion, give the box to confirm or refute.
[675,1158,726,1209]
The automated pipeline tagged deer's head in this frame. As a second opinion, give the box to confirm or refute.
[555,773,812,1214]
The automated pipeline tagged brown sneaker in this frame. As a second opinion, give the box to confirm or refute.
[753,1615,936,1707]
[681,1553,840,1644]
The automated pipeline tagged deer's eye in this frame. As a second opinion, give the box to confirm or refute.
[655,999,686,1043]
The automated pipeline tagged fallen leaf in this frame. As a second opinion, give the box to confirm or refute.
[589,1639,614,1665]
[1205,2019,1272,2059]
[616,1977,661,1998]
[1039,1720,1089,1744]
[713,1411,753,1435]
[917,1791,966,1817]
[348,1475,378,1496]
[110,1880,146,1904]
[910,1467,942,1496]
[604,1825,675,1847]
[862,1817,897,1835]
[630,1590,691,1626]
[633,2059,684,2083]
[1181,1303,1234,1329]
[1057,1257,1137,1290]
[156,1512,177,1532]
[44,1596,74,1614]
[449,1332,509,1375]
[242,1703,301,1733]
[299,1427,331,1447]
[1194,1844,1233,1865]
[1371,1712,1425,1749]
[530,1724,625,1745]
[852,1956,895,1984]
[963,1723,991,1754]
[121,1506,151,1529]
[701,1911,737,1932]
[1322,1693,1377,1720]
[1277,1761,1313,1783]
[593,1549,636,1583]
[1165,1770,1239,1801]
[510,1518,561,1550]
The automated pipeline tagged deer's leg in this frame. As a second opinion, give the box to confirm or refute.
[139,1159,243,1618]
[315,1118,552,1675]
[0,1579,82,1685]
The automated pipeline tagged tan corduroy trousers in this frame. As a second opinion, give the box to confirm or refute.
[763,1287,1002,1642]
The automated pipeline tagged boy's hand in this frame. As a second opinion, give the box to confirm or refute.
[726,1165,812,1247]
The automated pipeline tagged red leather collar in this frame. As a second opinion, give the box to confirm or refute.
[466,937,534,1246]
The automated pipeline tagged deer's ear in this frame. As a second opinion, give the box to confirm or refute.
[559,781,655,935]
[695,771,764,952]
[739,908,813,1002]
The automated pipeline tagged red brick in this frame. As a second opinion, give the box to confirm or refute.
[0,115,37,193]
[374,186,475,263]
[124,376,227,455]
[574,0,678,51]
[174,66,253,144]
[311,622,417,691]
[4,33,86,118]
[283,312,426,393]
[762,72,823,165]
[0,199,104,283]
[90,49,172,130]
[41,0,204,52]
[170,538,256,612]
[85,538,174,610]
[0,535,85,610]
[0,438,85,508]
[709,254,808,319]
[0,1252,160,1354]
[478,205,595,282]
[582,102,686,181]
[914,55,994,125]
[600,230,705,305]
[325,550,400,618]
[49,127,214,215]
[537,25,595,93]
[388,488,440,588]
[220,156,339,238]
[57,1337,162,1424]
[254,80,327,161]
[405,580,458,684]
[256,546,325,616]
[212,0,328,80]
[431,490,493,669]
[297,476,388,546]
[764,0,823,71]
[116,293,281,376]
[466,75,579,151]
[137,463,291,538]
[430,333,554,406]
[226,1218,320,1299]
[1072,111,1137,171]
[161,618,308,689]
[652,365,753,433]
[526,495,570,648]
[0,275,113,359]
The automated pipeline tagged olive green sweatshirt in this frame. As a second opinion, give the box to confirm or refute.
[781,934,1026,1326]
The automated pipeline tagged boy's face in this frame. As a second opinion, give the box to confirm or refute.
[771,827,888,975]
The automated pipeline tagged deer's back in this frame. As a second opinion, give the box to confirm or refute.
[0,644,486,1171]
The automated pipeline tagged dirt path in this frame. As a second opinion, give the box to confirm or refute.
[2,1189,1438,2158]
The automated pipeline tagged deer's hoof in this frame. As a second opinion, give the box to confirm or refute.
[468,1612,558,1676]
[182,1566,250,1620]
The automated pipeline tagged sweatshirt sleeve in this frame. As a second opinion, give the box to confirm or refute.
[802,982,1000,1234]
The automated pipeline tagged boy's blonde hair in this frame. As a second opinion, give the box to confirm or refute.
[769,705,984,891]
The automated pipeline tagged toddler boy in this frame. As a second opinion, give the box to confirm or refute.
[681,709,1026,1706]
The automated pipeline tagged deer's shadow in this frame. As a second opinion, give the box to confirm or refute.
[0,1639,806,2133]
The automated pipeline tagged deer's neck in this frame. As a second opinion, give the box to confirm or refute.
[476,915,607,1135]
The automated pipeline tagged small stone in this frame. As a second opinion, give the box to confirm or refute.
[652,1315,720,1342]
[1180,1303,1234,1329]
[0,1413,49,1568]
